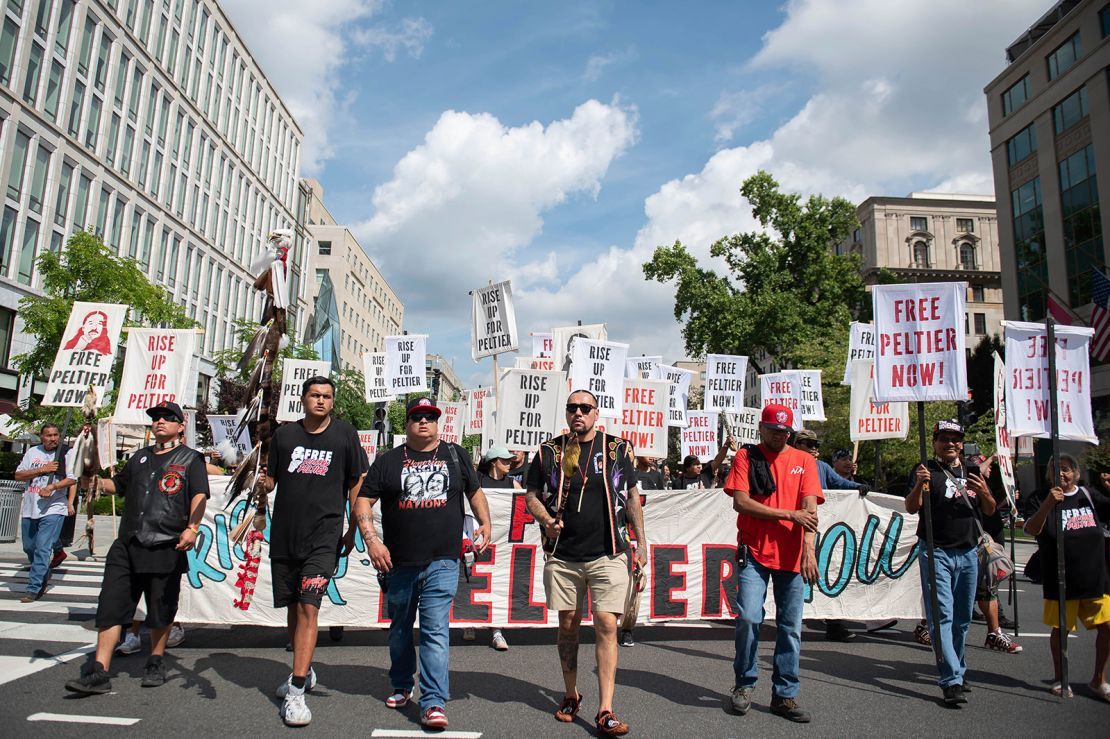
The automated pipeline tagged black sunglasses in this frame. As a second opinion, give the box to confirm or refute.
[149,413,179,423]
[565,403,595,414]
[409,412,439,423]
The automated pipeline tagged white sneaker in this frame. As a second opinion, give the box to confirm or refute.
[281,687,312,726]
[166,623,186,648]
[491,630,509,651]
[116,632,142,655]
[276,667,317,698]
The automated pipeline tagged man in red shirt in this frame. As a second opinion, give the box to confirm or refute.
[724,404,822,723]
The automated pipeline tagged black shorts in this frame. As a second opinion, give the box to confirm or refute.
[95,539,183,629]
[272,546,337,608]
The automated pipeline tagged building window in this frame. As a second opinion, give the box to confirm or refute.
[0,18,18,87]
[1102,4,1110,38]
[23,43,44,104]
[6,129,30,201]
[956,218,974,233]
[1053,87,1088,134]
[0,306,13,367]
[318,240,331,255]
[27,144,50,215]
[18,218,39,285]
[0,208,15,278]
[1058,144,1103,306]
[1006,123,1037,166]
[1046,32,1081,80]
[1001,75,1029,116]
[1012,177,1046,321]
[43,61,63,119]
[973,313,987,335]
[959,242,977,270]
[912,241,930,268]
[971,284,985,303]
[910,216,928,233]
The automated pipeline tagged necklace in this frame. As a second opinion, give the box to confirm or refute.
[574,435,596,512]
[403,442,440,463]
[156,438,182,451]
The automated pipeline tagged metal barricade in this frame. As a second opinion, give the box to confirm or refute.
[0,479,26,543]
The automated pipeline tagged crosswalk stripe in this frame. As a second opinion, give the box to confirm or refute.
[0,559,106,568]
[0,644,94,686]
[28,713,141,726]
[0,570,104,584]
[0,600,98,616]
[0,620,95,643]
[2,583,101,597]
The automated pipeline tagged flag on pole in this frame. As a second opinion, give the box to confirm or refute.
[1091,267,1110,362]
[1046,292,1077,326]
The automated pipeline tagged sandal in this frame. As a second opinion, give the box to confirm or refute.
[554,691,582,722]
[1050,683,1073,698]
[1089,681,1110,702]
[595,710,630,736]
[385,688,411,708]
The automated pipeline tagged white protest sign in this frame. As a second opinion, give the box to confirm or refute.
[992,352,1017,512]
[849,360,909,442]
[724,408,761,447]
[759,373,803,430]
[786,369,825,421]
[113,329,197,425]
[471,280,518,360]
[207,414,252,458]
[660,364,693,427]
[438,401,465,445]
[517,356,555,371]
[872,282,967,402]
[704,354,748,412]
[362,352,394,402]
[552,323,606,374]
[494,369,565,451]
[44,302,128,407]
[626,355,663,380]
[465,388,493,435]
[96,417,116,470]
[842,322,876,385]
[1003,321,1096,443]
[619,378,669,458]
[532,332,553,359]
[681,411,718,462]
[385,335,428,394]
[357,430,378,466]
[570,339,629,418]
[393,434,407,448]
[276,359,332,422]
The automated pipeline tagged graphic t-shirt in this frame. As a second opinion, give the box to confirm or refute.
[636,468,665,491]
[268,418,363,560]
[362,442,477,567]
[1024,486,1110,601]
[673,468,716,490]
[17,444,72,519]
[908,460,980,550]
[724,444,823,573]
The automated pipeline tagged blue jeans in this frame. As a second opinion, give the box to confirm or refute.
[386,559,460,711]
[21,515,65,594]
[918,542,977,688]
[734,556,805,698]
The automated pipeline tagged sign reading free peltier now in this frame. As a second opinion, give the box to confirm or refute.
[44,302,129,407]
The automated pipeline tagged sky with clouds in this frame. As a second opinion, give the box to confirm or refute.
[222,0,1047,388]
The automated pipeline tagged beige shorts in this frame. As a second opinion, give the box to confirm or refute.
[543,553,631,614]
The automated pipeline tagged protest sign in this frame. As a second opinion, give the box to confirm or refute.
[275,359,332,422]
[494,369,565,451]
[113,329,197,425]
[471,280,519,360]
[872,282,967,402]
[532,332,553,359]
[849,360,909,442]
[385,334,428,394]
[1003,321,1096,443]
[96,417,116,470]
[393,434,406,448]
[207,414,253,458]
[626,355,663,380]
[465,387,493,435]
[704,354,748,412]
[724,407,761,447]
[438,401,465,445]
[516,356,555,370]
[842,322,876,385]
[681,411,718,462]
[619,378,669,458]
[552,323,606,374]
[785,369,825,421]
[570,339,629,418]
[992,352,1017,511]
[362,352,394,402]
[357,430,378,466]
[660,364,693,427]
[44,302,128,407]
[759,372,803,430]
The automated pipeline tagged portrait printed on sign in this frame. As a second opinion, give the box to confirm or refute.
[63,310,113,354]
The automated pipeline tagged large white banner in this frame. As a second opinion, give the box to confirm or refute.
[113,329,197,425]
[842,322,876,385]
[704,354,748,412]
[619,378,669,458]
[992,352,1017,512]
[660,364,693,428]
[385,335,428,394]
[873,281,967,402]
[552,323,606,374]
[362,352,394,403]
[44,302,128,407]
[570,339,629,418]
[275,359,332,422]
[438,401,466,445]
[759,373,803,430]
[471,280,518,360]
[1003,321,1097,443]
[786,369,825,421]
[207,414,253,458]
[724,408,761,447]
[626,355,663,380]
[682,411,718,462]
[849,360,909,442]
[494,369,565,451]
[179,486,924,625]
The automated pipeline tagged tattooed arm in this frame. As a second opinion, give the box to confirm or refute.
[625,485,647,568]
[354,496,391,572]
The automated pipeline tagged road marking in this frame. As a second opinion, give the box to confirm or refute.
[0,560,105,570]
[0,644,94,685]
[370,731,481,738]
[2,583,101,597]
[1012,633,1077,638]
[0,569,104,583]
[0,600,98,616]
[28,712,140,725]
[0,620,95,643]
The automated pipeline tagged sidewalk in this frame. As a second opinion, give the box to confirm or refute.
[0,514,120,561]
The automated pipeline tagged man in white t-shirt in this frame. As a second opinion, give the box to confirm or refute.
[14,423,76,603]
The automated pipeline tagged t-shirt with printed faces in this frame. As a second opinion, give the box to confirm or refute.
[1024,486,1110,601]
[17,444,72,519]
[361,441,478,567]
[268,417,364,560]
[723,443,823,573]
[909,459,980,550]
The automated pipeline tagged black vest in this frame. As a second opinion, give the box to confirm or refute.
[121,445,200,547]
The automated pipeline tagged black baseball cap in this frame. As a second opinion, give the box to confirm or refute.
[933,419,965,438]
[146,401,184,423]
[406,396,442,419]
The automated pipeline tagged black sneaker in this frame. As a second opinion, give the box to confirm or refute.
[971,609,985,623]
[141,657,166,687]
[960,681,971,693]
[770,696,810,723]
[729,686,752,715]
[998,612,1016,630]
[65,661,111,695]
[942,684,967,706]
[619,630,634,648]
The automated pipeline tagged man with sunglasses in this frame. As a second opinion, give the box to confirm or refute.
[355,396,491,731]
[65,402,209,695]
[525,389,646,736]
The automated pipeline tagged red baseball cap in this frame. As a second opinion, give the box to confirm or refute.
[761,403,794,431]
[406,396,442,418]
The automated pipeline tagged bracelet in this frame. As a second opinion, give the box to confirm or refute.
[188,524,199,533]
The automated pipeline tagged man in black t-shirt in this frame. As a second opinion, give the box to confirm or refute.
[904,419,995,706]
[672,442,729,490]
[261,376,366,727]
[354,396,492,731]
[525,389,647,737]
[65,401,209,696]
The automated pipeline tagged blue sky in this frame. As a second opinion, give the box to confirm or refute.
[224,0,1048,388]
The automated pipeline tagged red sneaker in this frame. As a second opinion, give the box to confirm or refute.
[49,550,67,569]
[421,706,448,729]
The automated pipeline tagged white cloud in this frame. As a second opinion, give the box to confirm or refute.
[710,84,780,144]
[583,47,636,81]
[221,0,432,174]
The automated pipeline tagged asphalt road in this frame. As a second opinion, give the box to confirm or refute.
[1,547,1108,738]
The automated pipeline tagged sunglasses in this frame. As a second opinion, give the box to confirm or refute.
[409,412,439,423]
[797,440,820,448]
[565,403,595,414]
[149,413,179,423]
